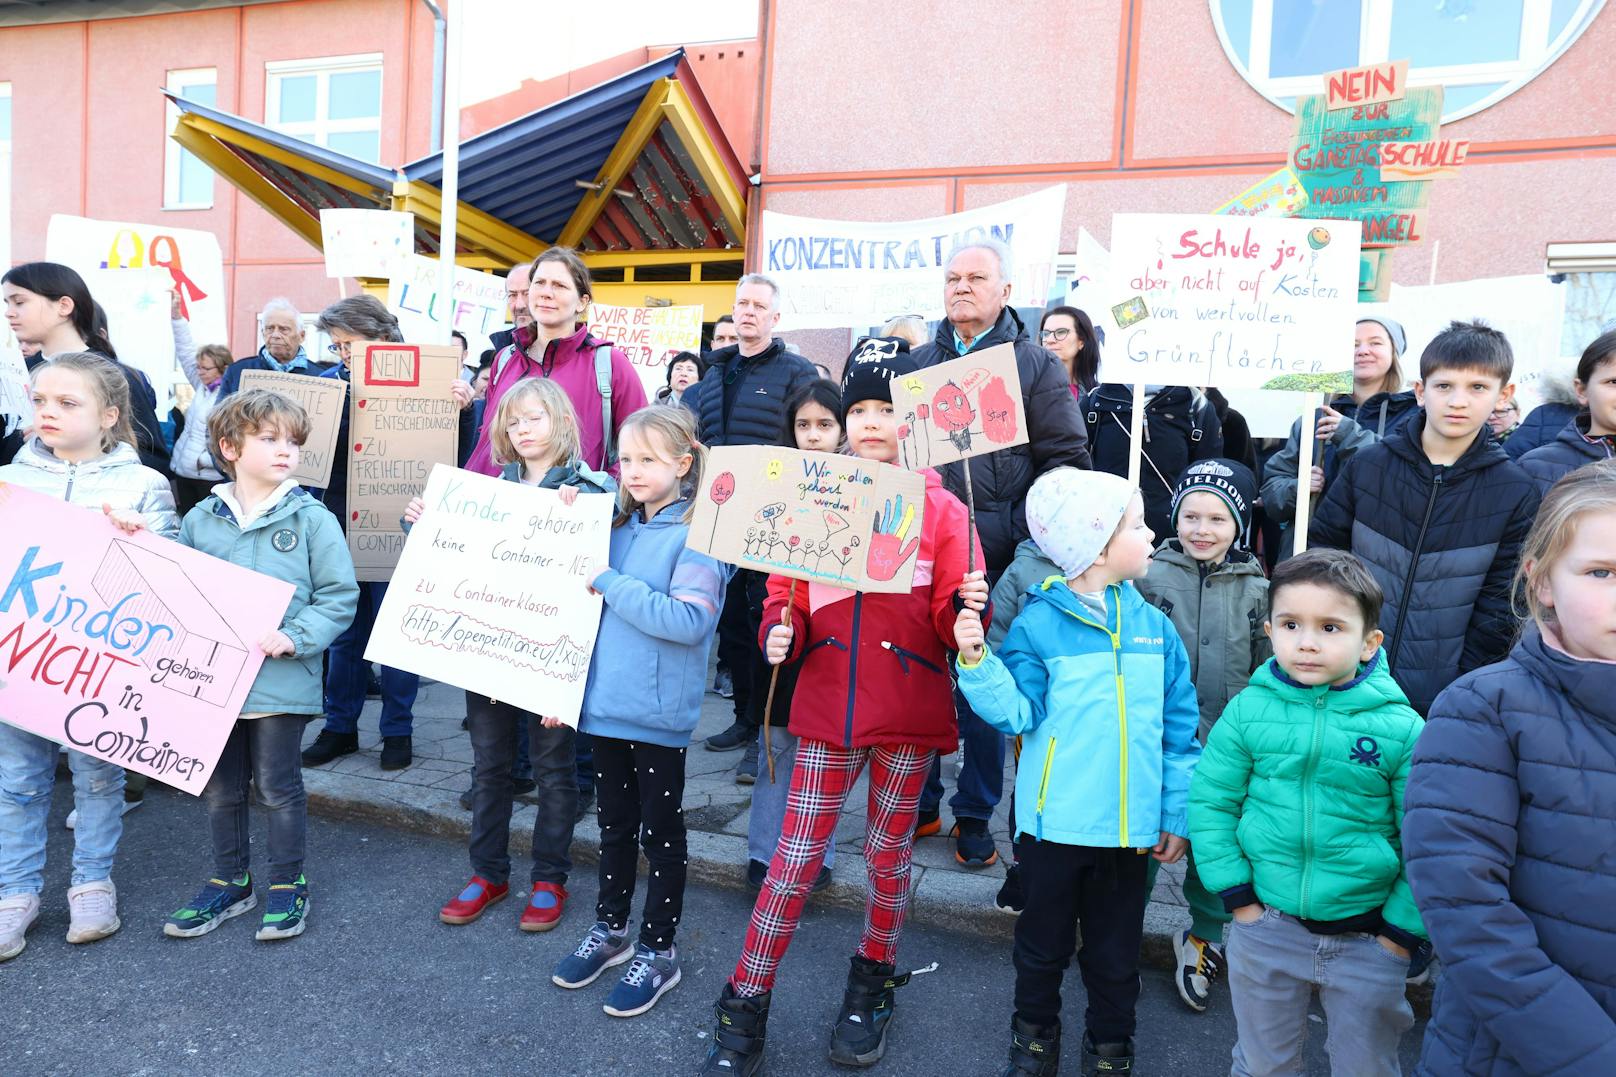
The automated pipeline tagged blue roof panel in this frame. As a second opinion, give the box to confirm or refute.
[164,91,396,192]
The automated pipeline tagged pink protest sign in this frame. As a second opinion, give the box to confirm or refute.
[0,485,294,794]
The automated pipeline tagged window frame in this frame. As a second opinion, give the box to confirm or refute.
[164,67,218,211]
[263,52,384,163]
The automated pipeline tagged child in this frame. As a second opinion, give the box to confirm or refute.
[952,467,1200,1077]
[0,353,177,960]
[546,405,725,1018]
[1190,549,1426,1075]
[1137,458,1271,1012]
[1404,460,1616,1075]
[413,378,613,934]
[1310,320,1541,716]
[701,351,984,1075]
[743,379,845,889]
[1520,328,1616,495]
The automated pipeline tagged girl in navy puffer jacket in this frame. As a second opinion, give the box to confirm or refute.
[1404,458,1616,1076]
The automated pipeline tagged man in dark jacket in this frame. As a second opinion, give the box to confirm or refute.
[909,239,1093,866]
[684,275,820,780]
[1086,383,1224,541]
[219,298,328,396]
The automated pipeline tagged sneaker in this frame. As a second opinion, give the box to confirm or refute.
[440,875,509,925]
[301,729,358,766]
[735,740,760,784]
[1406,939,1435,986]
[713,665,734,699]
[552,921,634,989]
[1082,1032,1134,1075]
[255,876,310,940]
[0,893,40,961]
[65,879,121,944]
[746,859,769,890]
[705,720,752,752]
[603,943,682,1017]
[1172,929,1225,1012]
[65,798,142,830]
[520,881,567,932]
[380,735,413,771]
[952,817,999,867]
[995,864,1025,915]
[164,875,257,938]
[913,808,941,839]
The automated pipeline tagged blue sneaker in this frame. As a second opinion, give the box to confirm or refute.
[164,875,256,938]
[254,876,309,941]
[603,943,681,1017]
[1406,939,1436,985]
[552,921,633,989]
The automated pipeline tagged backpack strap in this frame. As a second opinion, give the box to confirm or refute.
[594,344,616,469]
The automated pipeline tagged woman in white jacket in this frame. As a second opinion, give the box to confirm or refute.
[167,307,233,514]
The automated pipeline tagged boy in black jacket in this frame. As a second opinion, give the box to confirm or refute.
[1310,320,1540,717]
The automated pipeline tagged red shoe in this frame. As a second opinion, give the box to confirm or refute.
[519,881,568,932]
[439,876,509,925]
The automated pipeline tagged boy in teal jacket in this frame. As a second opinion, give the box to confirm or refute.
[1189,549,1425,1076]
[953,467,1201,1077]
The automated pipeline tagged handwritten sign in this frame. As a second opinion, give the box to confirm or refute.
[320,208,414,279]
[585,302,703,401]
[1379,139,1469,182]
[1324,60,1408,110]
[688,446,926,594]
[1213,167,1310,218]
[0,486,293,794]
[887,342,1027,469]
[387,254,509,360]
[365,465,610,726]
[348,343,461,581]
[1100,213,1360,391]
[238,371,348,488]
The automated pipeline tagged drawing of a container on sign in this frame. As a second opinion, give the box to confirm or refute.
[92,541,247,707]
[890,343,1028,469]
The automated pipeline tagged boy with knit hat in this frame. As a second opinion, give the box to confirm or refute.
[953,467,1201,1077]
[1138,458,1271,1014]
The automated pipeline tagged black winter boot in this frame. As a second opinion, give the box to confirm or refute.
[1001,1014,1060,1075]
[828,955,912,1067]
[1083,1031,1134,1075]
[700,984,770,1076]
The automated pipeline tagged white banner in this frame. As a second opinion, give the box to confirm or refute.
[320,208,414,279]
[387,254,509,362]
[585,302,702,402]
[759,186,1066,330]
[84,268,179,419]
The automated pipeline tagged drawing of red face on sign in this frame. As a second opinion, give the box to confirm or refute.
[932,382,975,443]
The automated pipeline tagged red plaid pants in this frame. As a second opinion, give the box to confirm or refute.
[730,738,936,996]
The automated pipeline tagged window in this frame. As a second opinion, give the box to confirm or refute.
[265,54,382,163]
[1212,0,1606,122]
[164,68,217,210]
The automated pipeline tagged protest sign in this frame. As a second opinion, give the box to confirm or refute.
[585,302,703,401]
[759,186,1066,329]
[1323,60,1408,110]
[347,343,461,582]
[365,465,610,725]
[689,447,926,594]
[0,325,29,437]
[1099,213,1361,391]
[387,254,508,359]
[238,370,348,488]
[887,343,1027,469]
[1213,167,1310,218]
[320,208,414,279]
[80,268,180,419]
[0,485,292,795]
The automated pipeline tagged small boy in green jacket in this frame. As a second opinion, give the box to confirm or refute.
[1189,549,1425,1076]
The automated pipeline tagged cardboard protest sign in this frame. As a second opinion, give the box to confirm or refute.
[347,343,461,582]
[886,342,1027,469]
[238,370,348,488]
[585,302,703,401]
[1213,167,1310,218]
[690,447,926,594]
[1323,60,1408,110]
[388,254,509,360]
[1099,213,1360,391]
[0,485,293,794]
[366,465,610,724]
[320,208,414,279]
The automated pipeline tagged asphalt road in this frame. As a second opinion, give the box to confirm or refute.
[4,784,1425,1075]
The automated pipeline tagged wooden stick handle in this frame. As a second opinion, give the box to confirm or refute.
[760,577,798,785]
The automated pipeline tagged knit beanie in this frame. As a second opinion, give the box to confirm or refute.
[1025,467,1138,580]
[840,337,917,417]
[1357,316,1407,358]
[1170,458,1257,548]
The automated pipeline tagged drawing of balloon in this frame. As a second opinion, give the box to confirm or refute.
[980,376,1019,445]
[823,510,850,535]
[1307,226,1331,250]
[755,502,787,530]
[706,471,736,549]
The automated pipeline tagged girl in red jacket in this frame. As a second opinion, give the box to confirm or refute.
[702,348,987,1075]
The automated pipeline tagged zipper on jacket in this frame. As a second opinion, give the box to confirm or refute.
[843,593,864,748]
[1035,736,1057,840]
[1299,694,1327,918]
[882,641,944,675]
[1053,589,1132,846]
[1387,468,1444,670]
[63,462,80,502]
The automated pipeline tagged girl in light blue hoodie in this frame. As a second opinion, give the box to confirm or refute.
[548,405,727,1020]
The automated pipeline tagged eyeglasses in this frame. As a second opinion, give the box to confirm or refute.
[1040,327,1072,342]
[505,412,550,433]
[327,341,352,357]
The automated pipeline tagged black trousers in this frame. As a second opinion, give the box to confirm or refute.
[466,696,576,887]
[1013,837,1150,1042]
[715,568,769,731]
[593,737,688,950]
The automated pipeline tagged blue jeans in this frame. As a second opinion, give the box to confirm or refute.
[323,580,418,737]
[920,686,1005,821]
[0,724,124,897]
[204,715,309,883]
[747,725,836,870]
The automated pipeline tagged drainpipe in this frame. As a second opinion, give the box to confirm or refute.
[420,0,446,151]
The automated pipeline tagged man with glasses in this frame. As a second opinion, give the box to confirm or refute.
[219,298,326,396]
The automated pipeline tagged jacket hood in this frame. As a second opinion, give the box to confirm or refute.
[1536,370,1584,406]
[1023,576,1144,628]
[928,306,1029,354]
[1515,624,1616,726]
[1151,539,1266,577]
[498,458,613,492]
[16,438,142,475]
[1553,411,1615,458]
[627,496,693,530]
[1010,537,1062,578]
[1386,412,1509,477]
[204,484,323,530]
[1249,649,1412,713]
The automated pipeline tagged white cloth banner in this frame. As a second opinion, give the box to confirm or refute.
[759,186,1067,330]
[387,254,509,361]
[585,302,703,402]
[320,208,415,279]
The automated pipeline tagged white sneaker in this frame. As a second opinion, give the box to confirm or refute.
[65,798,142,831]
[65,880,121,944]
[0,893,41,961]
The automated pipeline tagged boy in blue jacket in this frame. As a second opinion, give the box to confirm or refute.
[154,390,359,941]
[953,467,1200,1077]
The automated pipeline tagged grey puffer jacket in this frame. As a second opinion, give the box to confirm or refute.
[985,538,1062,652]
[0,438,179,537]
[1137,541,1271,743]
